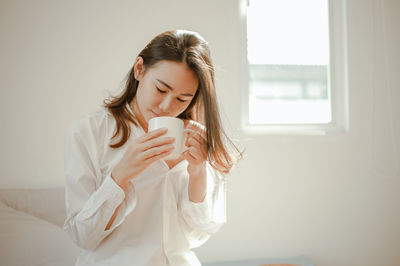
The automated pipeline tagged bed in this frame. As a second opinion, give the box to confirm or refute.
[0,187,80,266]
[0,187,314,266]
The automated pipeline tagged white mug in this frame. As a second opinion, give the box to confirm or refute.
[148,116,185,159]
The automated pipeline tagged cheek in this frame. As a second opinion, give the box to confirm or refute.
[137,83,157,106]
[135,88,146,109]
[175,102,192,116]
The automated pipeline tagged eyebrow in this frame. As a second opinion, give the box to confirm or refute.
[156,79,194,97]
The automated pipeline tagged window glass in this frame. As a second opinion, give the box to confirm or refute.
[247,0,331,124]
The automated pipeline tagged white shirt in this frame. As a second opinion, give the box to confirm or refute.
[63,105,226,266]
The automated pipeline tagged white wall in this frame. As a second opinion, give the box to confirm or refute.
[1,0,399,266]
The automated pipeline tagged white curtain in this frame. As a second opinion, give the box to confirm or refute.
[371,0,399,179]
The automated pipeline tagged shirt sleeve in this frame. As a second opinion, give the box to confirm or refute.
[178,163,226,248]
[63,120,136,251]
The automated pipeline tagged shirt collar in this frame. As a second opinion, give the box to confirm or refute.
[125,102,146,137]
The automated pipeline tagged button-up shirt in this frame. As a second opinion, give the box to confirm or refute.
[64,105,226,266]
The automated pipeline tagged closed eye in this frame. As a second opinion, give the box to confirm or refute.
[156,87,167,93]
[157,85,190,103]
[177,98,188,103]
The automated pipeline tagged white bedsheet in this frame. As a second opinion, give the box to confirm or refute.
[0,188,81,266]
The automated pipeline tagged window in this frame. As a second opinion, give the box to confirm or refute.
[241,0,348,133]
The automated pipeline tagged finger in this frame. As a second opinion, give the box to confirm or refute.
[143,149,173,165]
[189,149,201,161]
[141,136,175,152]
[185,136,202,151]
[142,144,175,161]
[185,120,206,139]
[185,131,205,146]
[136,128,168,143]
[182,149,197,162]
[186,147,203,161]
[185,134,207,158]
[186,120,206,132]
[185,132,207,152]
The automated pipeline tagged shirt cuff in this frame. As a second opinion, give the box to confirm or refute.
[181,180,212,226]
[104,173,137,232]
[180,165,226,235]
[77,174,126,221]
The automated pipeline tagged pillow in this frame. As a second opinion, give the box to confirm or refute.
[0,201,80,266]
[0,187,66,227]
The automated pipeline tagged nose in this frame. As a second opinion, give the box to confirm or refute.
[158,95,174,114]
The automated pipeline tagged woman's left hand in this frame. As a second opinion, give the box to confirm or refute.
[182,120,208,177]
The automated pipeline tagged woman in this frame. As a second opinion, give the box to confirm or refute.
[64,29,240,266]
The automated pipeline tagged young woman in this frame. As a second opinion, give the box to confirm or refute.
[64,29,240,266]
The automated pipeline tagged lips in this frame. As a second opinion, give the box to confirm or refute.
[151,110,161,117]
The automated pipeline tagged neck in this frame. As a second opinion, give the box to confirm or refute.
[130,99,148,132]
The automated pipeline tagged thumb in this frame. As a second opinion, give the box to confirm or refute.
[182,149,195,164]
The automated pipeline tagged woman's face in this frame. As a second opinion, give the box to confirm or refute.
[133,58,199,131]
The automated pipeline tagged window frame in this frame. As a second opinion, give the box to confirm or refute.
[239,0,349,135]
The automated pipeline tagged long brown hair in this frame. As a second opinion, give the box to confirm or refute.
[104,30,241,174]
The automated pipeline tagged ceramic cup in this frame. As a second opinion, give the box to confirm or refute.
[148,116,185,159]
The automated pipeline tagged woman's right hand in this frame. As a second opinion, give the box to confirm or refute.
[111,128,175,190]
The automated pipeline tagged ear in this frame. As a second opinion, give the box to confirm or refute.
[133,56,145,81]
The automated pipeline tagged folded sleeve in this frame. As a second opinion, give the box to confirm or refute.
[63,120,136,251]
[178,164,226,248]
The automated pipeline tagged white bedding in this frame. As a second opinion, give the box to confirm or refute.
[0,188,314,266]
[0,188,80,266]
